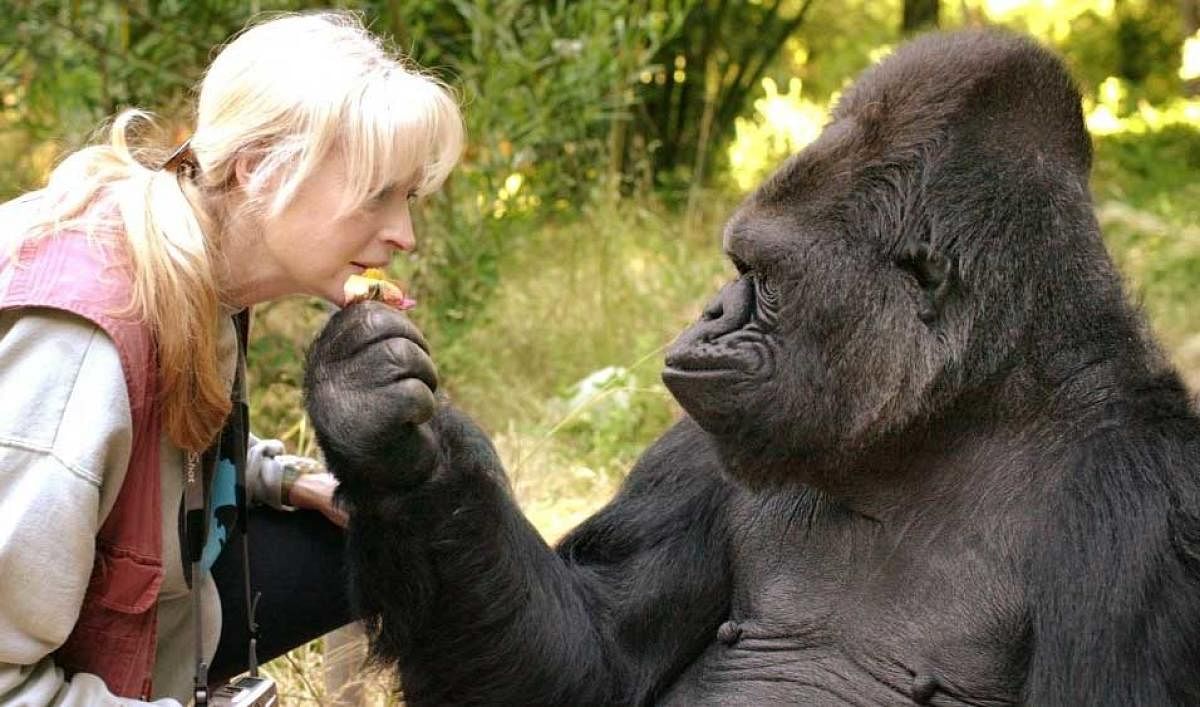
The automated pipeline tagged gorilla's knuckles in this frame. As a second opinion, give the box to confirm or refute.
[390,378,437,426]
[381,337,438,392]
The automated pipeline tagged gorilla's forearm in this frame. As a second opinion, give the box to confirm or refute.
[333,409,732,706]
[344,481,621,705]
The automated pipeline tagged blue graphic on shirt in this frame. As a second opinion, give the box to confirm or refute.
[201,457,238,571]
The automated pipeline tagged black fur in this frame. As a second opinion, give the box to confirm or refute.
[305,30,1200,705]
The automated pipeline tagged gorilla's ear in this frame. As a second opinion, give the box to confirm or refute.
[897,239,953,324]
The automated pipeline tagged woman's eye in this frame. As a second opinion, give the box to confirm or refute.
[371,186,397,204]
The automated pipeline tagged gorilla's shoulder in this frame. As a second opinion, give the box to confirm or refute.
[625,417,726,484]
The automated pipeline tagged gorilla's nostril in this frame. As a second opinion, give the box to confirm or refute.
[703,302,724,320]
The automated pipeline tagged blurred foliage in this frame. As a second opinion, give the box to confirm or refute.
[628,0,818,199]
[1092,125,1200,350]
[0,1,253,194]
[373,0,697,338]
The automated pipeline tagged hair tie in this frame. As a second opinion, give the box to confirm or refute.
[160,138,199,180]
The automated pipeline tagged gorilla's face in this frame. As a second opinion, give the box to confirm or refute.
[663,117,961,471]
[663,31,1101,484]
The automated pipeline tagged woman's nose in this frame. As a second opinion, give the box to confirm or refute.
[382,211,416,252]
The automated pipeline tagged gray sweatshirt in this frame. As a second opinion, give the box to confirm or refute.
[0,307,294,706]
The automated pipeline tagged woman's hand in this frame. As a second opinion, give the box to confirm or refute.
[286,471,349,528]
[251,442,349,527]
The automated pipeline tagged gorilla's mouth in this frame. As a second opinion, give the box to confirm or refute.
[662,333,773,432]
[663,334,770,378]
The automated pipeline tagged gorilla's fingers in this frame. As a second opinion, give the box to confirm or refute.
[392,378,437,426]
[361,304,431,354]
[314,302,431,366]
[382,337,439,394]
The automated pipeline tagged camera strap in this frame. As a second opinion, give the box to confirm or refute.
[184,450,210,705]
[185,309,257,706]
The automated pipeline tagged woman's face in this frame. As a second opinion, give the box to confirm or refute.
[227,155,418,307]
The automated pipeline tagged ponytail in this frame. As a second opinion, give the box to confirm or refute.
[17,110,231,452]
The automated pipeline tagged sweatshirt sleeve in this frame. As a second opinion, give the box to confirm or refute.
[0,307,180,707]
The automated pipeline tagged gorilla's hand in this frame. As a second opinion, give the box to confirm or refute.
[304,302,441,493]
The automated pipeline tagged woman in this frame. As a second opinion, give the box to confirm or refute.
[0,11,463,705]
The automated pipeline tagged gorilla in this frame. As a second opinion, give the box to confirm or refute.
[304,30,1200,705]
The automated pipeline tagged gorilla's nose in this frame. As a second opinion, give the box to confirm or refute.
[666,277,756,364]
[697,277,754,341]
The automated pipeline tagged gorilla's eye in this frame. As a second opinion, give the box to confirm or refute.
[756,275,780,308]
[730,255,751,276]
[897,243,948,291]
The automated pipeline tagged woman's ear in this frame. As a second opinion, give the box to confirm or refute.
[232,151,261,189]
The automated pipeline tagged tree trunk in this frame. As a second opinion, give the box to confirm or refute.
[607,85,628,196]
[1183,0,1200,33]
[686,55,719,226]
[902,0,940,34]
[1184,0,1200,96]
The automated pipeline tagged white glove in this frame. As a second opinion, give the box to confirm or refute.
[246,436,291,509]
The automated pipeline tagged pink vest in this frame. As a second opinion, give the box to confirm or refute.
[0,230,164,699]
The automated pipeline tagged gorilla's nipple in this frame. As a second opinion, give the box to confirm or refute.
[911,673,940,704]
[716,620,742,645]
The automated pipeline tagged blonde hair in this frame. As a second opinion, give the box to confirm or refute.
[9,12,464,452]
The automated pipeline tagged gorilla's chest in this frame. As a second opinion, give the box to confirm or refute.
[664,492,1027,705]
